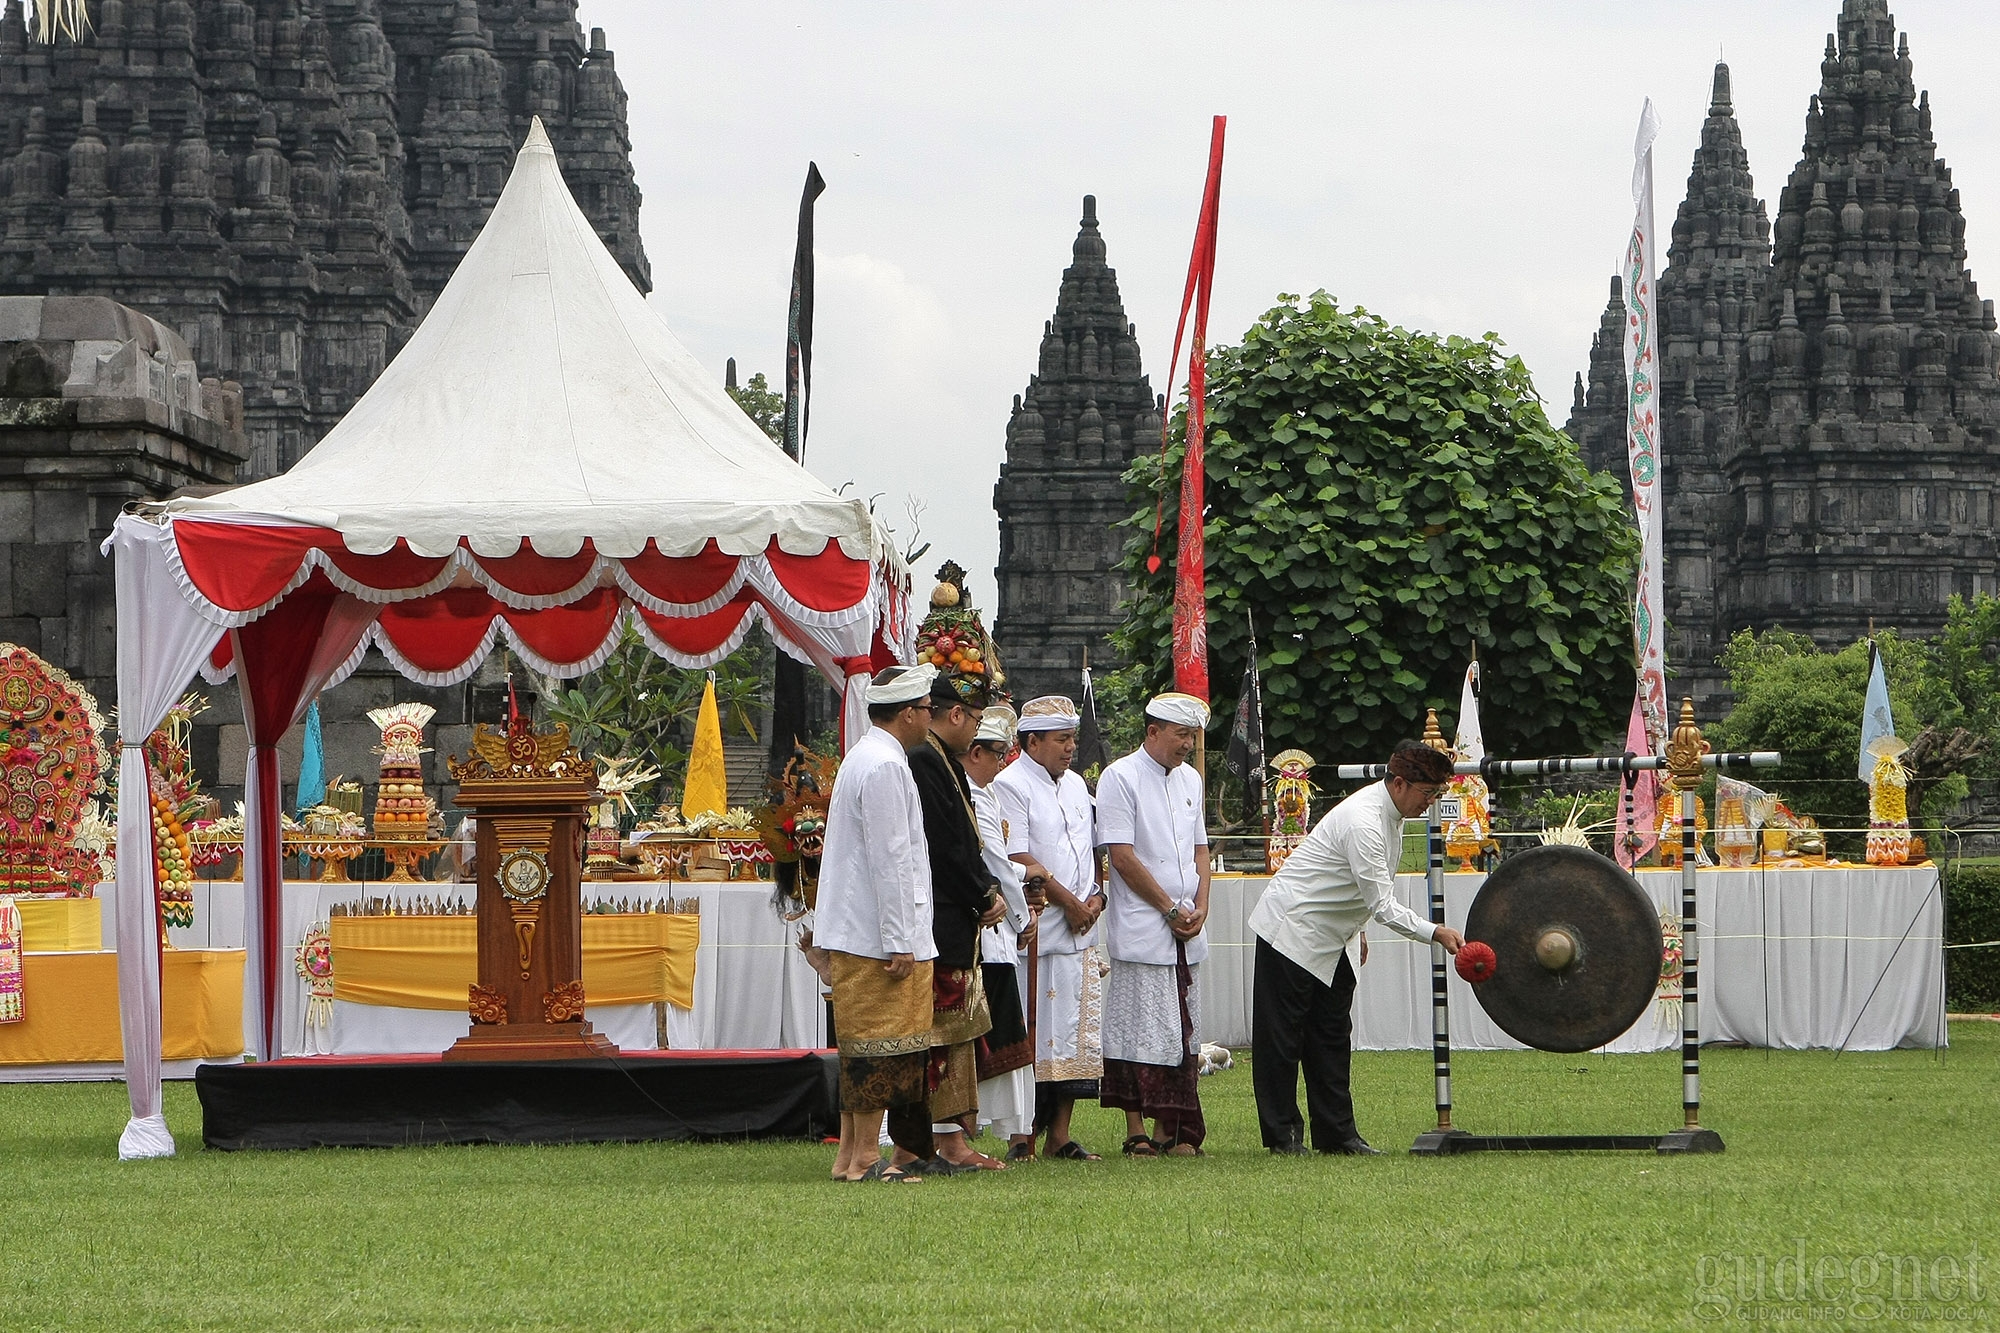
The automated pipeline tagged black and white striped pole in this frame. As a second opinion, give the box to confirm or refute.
[1660,698,1725,1153]
[1422,710,1453,1134]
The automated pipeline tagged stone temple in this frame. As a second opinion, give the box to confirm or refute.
[0,0,648,803]
[992,195,1163,705]
[1566,0,2000,708]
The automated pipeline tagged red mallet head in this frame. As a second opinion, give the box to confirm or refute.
[1455,940,1498,984]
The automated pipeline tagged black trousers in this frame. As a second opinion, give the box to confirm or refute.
[1251,937,1359,1150]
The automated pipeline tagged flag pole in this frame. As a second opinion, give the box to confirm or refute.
[1160,115,1226,711]
[770,163,826,778]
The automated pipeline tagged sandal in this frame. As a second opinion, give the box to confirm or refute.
[902,1155,976,1177]
[1122,1134,1160,1157]
[1163,1143,1203,1157]
[857,1158,922,1183]
[1004,1142,1035,1163]
[1049,1139,1102,1161]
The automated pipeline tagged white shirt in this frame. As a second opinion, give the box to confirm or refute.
[969,782,1030,964]
[990,753,1097,955]
[1248,780,1436,985]
[1095,747,1209,966]
[812,726,936,962]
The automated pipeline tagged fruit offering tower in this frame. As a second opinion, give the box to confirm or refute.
[914,560,1004,694]
[368,703,438,840]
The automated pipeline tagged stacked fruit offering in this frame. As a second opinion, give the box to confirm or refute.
[366,703,438,841]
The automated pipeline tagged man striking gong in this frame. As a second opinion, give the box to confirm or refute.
[1249,740,1465,1155]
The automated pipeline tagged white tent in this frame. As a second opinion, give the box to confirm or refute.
[103,118,911,1157]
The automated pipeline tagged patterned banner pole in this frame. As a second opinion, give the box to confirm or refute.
[1623,99,1668,755]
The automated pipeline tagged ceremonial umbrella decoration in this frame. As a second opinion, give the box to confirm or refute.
[100,119,913,1158]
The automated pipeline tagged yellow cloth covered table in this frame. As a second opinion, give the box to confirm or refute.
[0,948,245,1064]
[332,913,699,1011]
[15,897,103,952]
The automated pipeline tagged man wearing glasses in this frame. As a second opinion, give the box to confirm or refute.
[1247,740,1466,1156]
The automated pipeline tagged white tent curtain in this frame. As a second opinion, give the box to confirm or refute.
[752,597,877,748]
[103,515,227,1159]
[237,594,381,1061]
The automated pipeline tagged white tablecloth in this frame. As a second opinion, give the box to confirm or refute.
[78,864,1939,1066]
[1201,866,1946,1052]
[153,878,825,1058]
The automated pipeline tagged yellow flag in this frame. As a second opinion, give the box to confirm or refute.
[682,675,728,818]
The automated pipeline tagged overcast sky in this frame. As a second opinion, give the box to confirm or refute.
[575,1,2000,605]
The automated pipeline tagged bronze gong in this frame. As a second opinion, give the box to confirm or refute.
[1463,844,1663,1054]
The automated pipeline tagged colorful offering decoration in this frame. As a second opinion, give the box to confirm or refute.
[1442,773,1493,871]
[295,921,335,1033]
[0,899,21,1023]
[589,756,661,878]
[1713,775,1771,868]
[0,643,109,895]
[368,703,437,840]
[1865,735,1912,866]
[1655,797,1709,869]
[915,561,1004,696]
[756,745,837,915]
[142,695,210,932]
[1266,749,1315,873]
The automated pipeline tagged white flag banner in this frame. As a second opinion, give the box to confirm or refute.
[1455,660,1485,763]
[1451,659,1488,827]
[1623,98,1668,753]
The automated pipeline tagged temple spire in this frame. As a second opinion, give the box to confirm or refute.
[994,195,1158,702]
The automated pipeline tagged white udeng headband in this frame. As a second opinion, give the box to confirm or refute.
[1016,701,1079,733]
[975,705,1017,746]
[866,662,938,705]
[1145,692,1210,729]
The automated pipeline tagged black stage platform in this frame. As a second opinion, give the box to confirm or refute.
[197,1049,839,1151]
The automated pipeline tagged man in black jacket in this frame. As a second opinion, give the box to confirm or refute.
[893,669,1008,1173]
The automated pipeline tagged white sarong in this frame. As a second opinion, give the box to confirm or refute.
[1032,944,1105,1083]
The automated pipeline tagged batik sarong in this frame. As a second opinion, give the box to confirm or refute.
[829,950,933,1113]
[1099,944,1204,1148]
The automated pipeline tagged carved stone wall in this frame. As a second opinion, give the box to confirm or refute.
[0,0,643,809]
[1566,2,2000,706]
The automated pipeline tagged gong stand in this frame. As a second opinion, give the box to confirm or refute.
[442,718,617,1061]
[1336,701,1778,1155]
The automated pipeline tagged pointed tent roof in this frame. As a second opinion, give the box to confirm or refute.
[169,118,882,566]
[145,119,911,688]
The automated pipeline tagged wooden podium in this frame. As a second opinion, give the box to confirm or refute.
[442,717,617,1061]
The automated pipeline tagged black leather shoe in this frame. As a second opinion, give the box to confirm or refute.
[1268,1141,1310,1156]
[1323,1137,1384,1156]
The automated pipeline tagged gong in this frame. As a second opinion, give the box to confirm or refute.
[1463,844,1663,1054]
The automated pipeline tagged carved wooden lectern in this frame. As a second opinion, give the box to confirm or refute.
[442,717,617,1061]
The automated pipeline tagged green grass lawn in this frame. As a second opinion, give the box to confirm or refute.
[4,1026,1995,1331]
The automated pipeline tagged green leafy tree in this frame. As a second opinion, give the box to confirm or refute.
[1707,628,1968,845]
[1926,593,2000,765]
[727,372,785,444]
[1114,292,1640,766]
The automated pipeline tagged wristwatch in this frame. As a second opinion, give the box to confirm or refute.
[1166,905,1183,923]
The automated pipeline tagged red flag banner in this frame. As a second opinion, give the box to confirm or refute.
[1155,116,1226,702]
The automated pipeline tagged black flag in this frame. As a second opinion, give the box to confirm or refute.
[1224,614,1266,821]
[771,164,825,776]
[1077,665,1109,780]
[782,162,826,464]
